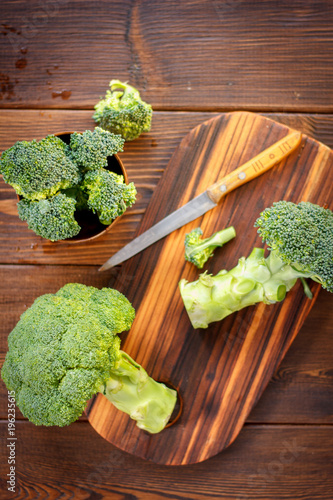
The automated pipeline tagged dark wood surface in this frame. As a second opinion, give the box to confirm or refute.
[0,0,332,497]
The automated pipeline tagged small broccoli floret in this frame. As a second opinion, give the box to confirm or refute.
[17,193,81,241]
[179,201,333,329]
[82,169,137,225]
[93,80,152,141]
[0,135,80,200]
[185,226,236,268]
[69,127,125,171]
[1,284,177,433]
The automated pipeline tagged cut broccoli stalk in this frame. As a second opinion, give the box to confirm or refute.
[180,248,308,328]
[179,201,333,329]
[101,351,176,433]
[185,226,236,268]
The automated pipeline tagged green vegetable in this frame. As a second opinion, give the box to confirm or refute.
[17,194,81,241]
[0,135,80,200]
[179,201,333,329]
[69,127,125,171]
[1,284,177,434]
[93,80,153,141]
[82,169,137,225]
[0,128,136,241]
[185,226,236,268]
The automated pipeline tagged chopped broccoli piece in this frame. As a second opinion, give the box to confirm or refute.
[69,127,125,171]
[0,135,80,200]
[17,194,81,241]
[1,284,177,433]
[93,80,153,141]
[185,226,236,268]
[179,201,333,329]
[82,169,137,225]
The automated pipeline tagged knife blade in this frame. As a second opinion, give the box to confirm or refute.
[99,130,302,271]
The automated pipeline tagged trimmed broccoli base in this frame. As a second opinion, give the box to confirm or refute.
[179,248,312,329]
[101,351,177,434]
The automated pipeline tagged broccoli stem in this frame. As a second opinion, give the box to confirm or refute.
[179,248,313,329]
[100,351,177,433]
[110,80,137,99]
[187,226,236,260]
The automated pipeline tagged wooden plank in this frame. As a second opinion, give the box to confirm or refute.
[247,289,333,424]
[86,112,333,464]
[0,266,332,426]
[1,1,333,111]
[0,421,332,499]
[1,110,333,265]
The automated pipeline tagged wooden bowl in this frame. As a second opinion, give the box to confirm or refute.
[18,131,128,244]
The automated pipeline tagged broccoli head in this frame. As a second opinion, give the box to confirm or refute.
[185,226,236,268]
[255,201,333,292]
[82,169,137,225]
[180,201,333,329]
[1,284,177,433]
[17,194,81,241]
[0,135,80,200]
[93,80,153,141]
[69,127,125,171]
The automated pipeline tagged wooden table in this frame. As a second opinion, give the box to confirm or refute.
[0,1,332,498]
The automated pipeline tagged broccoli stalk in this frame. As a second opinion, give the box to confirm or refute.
[179,201,333,329]
[101,351,176,433]
[1,284,177,433]
[185,226,236,268]
[93,80,153,141]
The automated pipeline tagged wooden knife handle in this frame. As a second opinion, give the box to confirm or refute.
[206,131,302,204]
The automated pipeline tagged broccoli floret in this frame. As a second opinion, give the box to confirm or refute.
[1,284,177,433]
[93,80,152,141]
[185,226,236,268]
[1,129,137,241]
[0,135,80,200]
[17,194,81,241]
[179,201,333,329]
[82,169,137,225]
[69,127,125,171]
[255,201,333,292]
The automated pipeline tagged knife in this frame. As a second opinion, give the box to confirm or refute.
[100,130,302,271]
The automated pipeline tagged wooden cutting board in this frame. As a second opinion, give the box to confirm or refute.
[87,111,333,465]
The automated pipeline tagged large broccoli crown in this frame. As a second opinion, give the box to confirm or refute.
[69,127,125,171]
[93,80,152,141]
[17,193,81,241]
[1,284,135,426]
[82,168,137,225]
[0,135,81,200]
[255,201,333,292]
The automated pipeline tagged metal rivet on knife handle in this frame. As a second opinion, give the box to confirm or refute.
[206,131,302,204]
